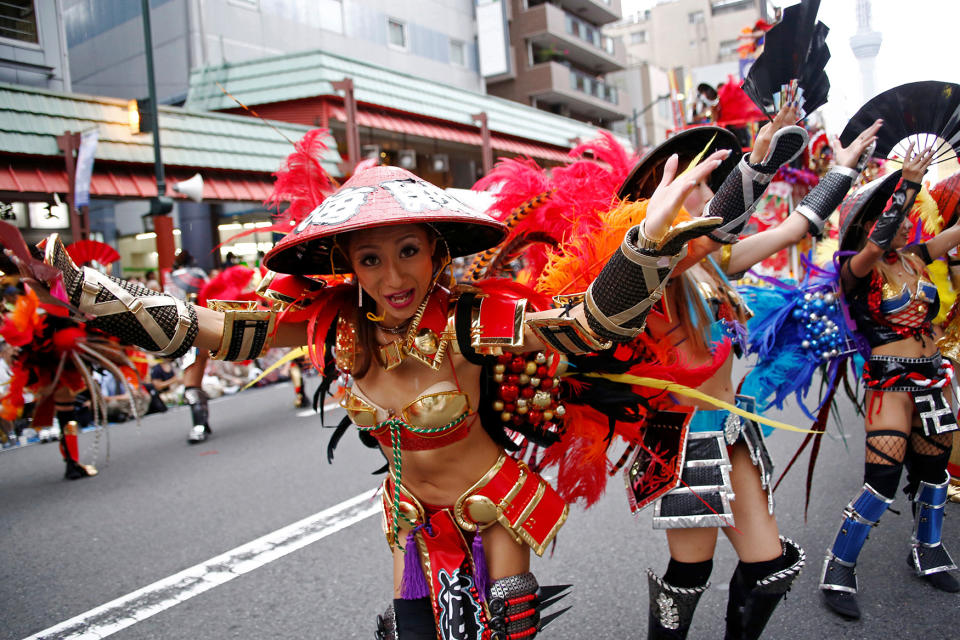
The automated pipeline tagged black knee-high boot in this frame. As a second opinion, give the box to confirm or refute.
[375,598,435,640]
[725,537,804,640]
[184,386,210,443]
[647,559,713,639]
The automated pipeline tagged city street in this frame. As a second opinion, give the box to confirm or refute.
[1,379,956,640]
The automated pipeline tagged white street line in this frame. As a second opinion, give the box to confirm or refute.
[296,401,339,418]
[23,489,381,640]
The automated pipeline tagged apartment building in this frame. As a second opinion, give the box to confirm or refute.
[480,0,629,128]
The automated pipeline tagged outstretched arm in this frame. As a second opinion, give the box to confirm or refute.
[845,142,935,281]
[923,214,960,261]
[723,118,884,275]
[517,149,732,352]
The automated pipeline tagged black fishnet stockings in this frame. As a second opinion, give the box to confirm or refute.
[865,430,908,465]
[909,430,952,457]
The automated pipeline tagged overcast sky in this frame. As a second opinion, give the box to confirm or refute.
[620,0,960,132]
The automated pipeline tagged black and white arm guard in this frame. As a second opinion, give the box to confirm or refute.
[44,234,198,358]
[795,165,860,235]
[705,125,808,244]
[869,178,921,251]
[584,216,721,343]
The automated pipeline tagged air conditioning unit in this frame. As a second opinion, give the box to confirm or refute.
[432,153,449,173]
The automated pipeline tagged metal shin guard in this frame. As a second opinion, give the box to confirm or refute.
[647,569,709,640]
[584,224,686,343]
[820,483,893,594]
[724,537,805,640]
[705,126,808,244]
[184,387,209,428]
[909,472,957,576]
[44,234,198,358]
[488,572,540,640]
[796,166,859,235]
[375,604,396,640]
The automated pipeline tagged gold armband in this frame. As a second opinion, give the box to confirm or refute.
[208,300,276,361]
[527,316,611,355]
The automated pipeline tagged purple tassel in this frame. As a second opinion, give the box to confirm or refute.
[400,529,430,599]
[471,533,490,602]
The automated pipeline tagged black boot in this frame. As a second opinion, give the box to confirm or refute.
[647,569,709,639]
[184,387,211,443]
[725,537,805,640]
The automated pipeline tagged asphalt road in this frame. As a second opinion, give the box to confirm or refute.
[1,377,957,640]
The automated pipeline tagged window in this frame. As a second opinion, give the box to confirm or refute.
[387,18,406,49]
[450,39,466,66]
[718,39,739,58]
[227,0,259,8]
[0,0,38,44]
[688,10,705,24]
[630,31,647,45]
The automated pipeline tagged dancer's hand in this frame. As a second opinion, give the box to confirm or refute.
[834,119,882,168]
[750,104,800,164]
[901,141,936,183]
[644,149,731,243]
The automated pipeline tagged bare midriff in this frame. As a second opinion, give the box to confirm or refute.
[871,334,938,359]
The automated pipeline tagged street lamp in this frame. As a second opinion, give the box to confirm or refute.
[138,0,174,287]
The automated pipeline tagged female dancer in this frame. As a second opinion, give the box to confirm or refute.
[820,143,960,619]
[612,106,881,639]
[21,154,729,638]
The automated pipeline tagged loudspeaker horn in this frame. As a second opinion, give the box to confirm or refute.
[173,173,204,203]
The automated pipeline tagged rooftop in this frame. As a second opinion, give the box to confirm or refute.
[184,48,631,152]
[0,83,341,175]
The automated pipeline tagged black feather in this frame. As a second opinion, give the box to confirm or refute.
[742,0,830,118]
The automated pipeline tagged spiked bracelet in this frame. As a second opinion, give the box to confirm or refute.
[207,300,276,361]
[706,125,808,244]
[44,234,198,358]
[585,225,686,342]
[796,166,859,234]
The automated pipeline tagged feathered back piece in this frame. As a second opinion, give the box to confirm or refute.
[742,0,830,119]
[840,82,960,166]
[471,131,637,281]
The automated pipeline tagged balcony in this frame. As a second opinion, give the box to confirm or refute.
[519,1,625,74]
[558,0,622,25]
[524,60,625,123]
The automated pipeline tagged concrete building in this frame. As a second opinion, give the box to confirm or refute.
[605,0,773,147]
[63,0,484,104]
[0,0,71,91]
[479,0,628,128]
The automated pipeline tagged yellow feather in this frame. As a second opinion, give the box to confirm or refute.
[927,259,956,324]
[814,236,838,266]
[914,185,942,235]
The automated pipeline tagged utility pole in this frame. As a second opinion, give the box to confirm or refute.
[140,0,175,286]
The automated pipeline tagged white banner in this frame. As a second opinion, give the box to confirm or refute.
[74,128,99,208]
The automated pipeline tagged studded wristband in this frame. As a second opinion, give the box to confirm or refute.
[796,166,858,234]
[585,224,685,342]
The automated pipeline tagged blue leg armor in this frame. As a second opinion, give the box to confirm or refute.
[909,471,957,576]
[820,484,892,594]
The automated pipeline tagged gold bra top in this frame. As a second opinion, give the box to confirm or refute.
[340,383,474,450]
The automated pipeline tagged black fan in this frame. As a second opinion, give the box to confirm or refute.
[839,81,960,166]
[742,0,830,120]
